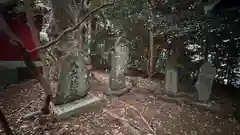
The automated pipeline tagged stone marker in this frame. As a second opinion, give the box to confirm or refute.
[54,55,89,104]
[195,62,216,102]
[51,93,101,120]
[108,43,130,96]
[164,37,185,94]
[165,61,179,94]
[51,55,100,120]
[49,0,101,120]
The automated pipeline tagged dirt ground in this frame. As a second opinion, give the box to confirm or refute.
[0,71,239,135]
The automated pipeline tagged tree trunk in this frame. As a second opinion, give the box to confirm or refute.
[23,0,52,93]
[50,0,91,105]
[204,21,209,62]
[148,30,154,78]
[22,0,52,114]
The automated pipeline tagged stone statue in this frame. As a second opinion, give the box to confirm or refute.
[108,37,130,96]
[195,62,216,102]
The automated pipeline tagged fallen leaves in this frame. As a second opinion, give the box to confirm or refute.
[119,100,156,135]
[103,109,142,135]
[0,72,240,135]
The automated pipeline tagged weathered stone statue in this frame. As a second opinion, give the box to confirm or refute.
[49,0,100,119]
[195,61,216,102]
[107,38,130,96]
[165,56,179,94]
[164,37,185,94]
[55,55,89,105]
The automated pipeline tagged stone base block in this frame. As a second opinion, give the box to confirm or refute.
[0,69,18,89]
[106,85,131,96]
[50,93,101,120]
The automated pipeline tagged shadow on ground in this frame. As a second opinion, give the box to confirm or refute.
[0,70,239,135]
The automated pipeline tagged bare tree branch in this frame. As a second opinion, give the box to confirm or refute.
[103,109,142,135]
[119,100,156,135]
[29,1,115,52]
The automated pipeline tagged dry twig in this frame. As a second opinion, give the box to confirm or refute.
[119,101,156,135]
[103,109,142,135]
[7,101,33,118]
[22,110,42,120]
[152,91,223,113]
[140,87,224,114]
[29,1,115,52]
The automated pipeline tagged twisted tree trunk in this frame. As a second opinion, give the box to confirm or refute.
[50,0,92,105]
[23,0,52,114]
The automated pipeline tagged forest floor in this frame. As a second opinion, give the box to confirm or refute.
[0,70,239,135]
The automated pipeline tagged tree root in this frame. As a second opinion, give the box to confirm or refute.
[7,101,33,118]
[153,92,221,113]
[105,86,131,97]
[22,110,43,120]
[119,101,156,135]
[139,86,222,113]
[21,95,52,120]
[103,109,142,135]
[162,91,195,98]
[144,87,195,99]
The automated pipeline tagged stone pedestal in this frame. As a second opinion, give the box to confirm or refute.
[107,43,130,96]
[54,55,90,105]
[51,93,101,120]
[51,55,101,119]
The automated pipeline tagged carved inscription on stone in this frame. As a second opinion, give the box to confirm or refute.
[54,55,89,105]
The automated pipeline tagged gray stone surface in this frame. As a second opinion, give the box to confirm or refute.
[165,67,179,93]
[51,93,101,120]
[0,61,42,69]
[108,43,129,95]
[54,55,89,105]
[0,69,18,89]
[195,62,216,102]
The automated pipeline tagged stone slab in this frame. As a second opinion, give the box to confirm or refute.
[165,69,178,93]
[0,69,18,88]
[195,62,216,102]
[50,93,101,120]
[0,61,42,69]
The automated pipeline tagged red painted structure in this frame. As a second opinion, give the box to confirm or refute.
[0,8,43,68]
[0,21,40,61]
